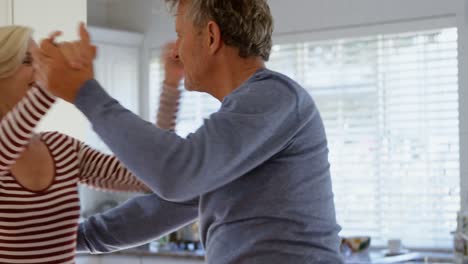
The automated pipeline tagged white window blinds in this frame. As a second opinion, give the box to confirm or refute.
[149,27,460,248]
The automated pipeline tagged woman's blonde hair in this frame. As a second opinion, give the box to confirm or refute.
[0,26,33,79]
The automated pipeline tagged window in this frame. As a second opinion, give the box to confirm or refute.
[148,27,460,249]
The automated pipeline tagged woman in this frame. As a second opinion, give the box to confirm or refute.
[0,26,180,264]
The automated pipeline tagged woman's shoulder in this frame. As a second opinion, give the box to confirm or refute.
[39,131,80,149]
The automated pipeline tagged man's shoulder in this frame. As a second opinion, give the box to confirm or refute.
[247,69,302,93]
[226,69,316,120]
[222,69,308,113]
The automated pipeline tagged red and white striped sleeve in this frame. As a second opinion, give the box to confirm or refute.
[72,138,151,192]
[155,84,181,131]
[74,83,181,192]
[0,87,56,171]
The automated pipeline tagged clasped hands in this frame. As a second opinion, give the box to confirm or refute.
[32,22,97,103]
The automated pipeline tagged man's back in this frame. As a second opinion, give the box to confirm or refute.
[74,68,342,264]
[198,69,343,263]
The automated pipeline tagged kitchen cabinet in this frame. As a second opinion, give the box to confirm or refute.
[94,43,139,111]
[79,27,143,218]
[85,27,142,152]
[90,27,141,114]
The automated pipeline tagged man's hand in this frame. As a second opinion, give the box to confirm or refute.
[162,42,184,88]
[60,41,97,70]
[32,22,96,103]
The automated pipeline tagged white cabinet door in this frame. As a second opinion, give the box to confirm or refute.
[13,0,89,141]
[0,0,11,26]
[94,43,139,114]
[85,28,142,152]
[89,27,142,115]
[79,28,142,217]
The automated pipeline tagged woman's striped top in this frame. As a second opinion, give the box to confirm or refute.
[0,84,180,264]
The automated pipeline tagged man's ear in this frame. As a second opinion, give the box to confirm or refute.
[206,21,222,55]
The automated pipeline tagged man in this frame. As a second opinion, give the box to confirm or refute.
[33,0,343,263]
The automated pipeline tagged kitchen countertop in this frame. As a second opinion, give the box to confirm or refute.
[345,250,454,263]
[78,247,205,260]
[80,246,455,263]
[120,248,205,260]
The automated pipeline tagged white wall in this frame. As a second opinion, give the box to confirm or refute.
[87,0,109,29]
[88,0,152,33]
[0,0,12,26]
[269,0,457,35]
[14,0,86,39]
[13,0,89,141]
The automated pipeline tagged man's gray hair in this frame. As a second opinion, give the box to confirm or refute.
[165,0,274,61]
